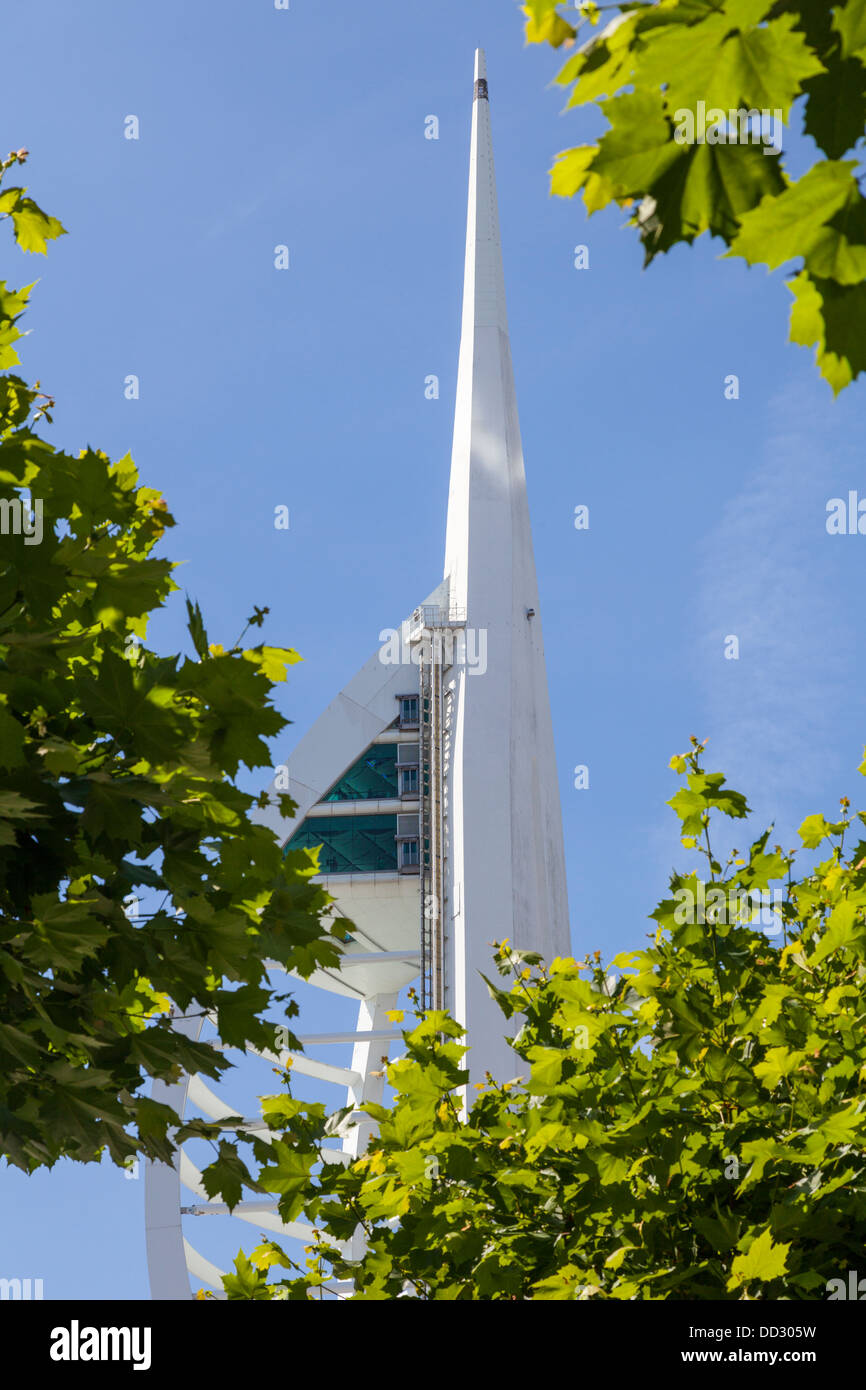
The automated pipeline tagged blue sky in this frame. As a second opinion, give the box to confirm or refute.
[2,0,865,1298]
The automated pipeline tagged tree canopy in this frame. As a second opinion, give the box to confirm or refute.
[0,154,346,1201]
[525,0,866,394]
[228,740,866,1299]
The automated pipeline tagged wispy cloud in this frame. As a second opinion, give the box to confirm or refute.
[694,377,853,831]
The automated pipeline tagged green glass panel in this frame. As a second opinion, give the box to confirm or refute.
[285,814,398,874]
[322,746,398,801]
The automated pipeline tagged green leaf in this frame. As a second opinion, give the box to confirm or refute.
[812,900,863,964]
[753,1045,806,1090]
[798,812,832,848]
[736,1137,795,1190]
[556,11,639,106]
[185,596,209,660]
[0,280,34,369]
[214,982,272,1049]
[0,788,45,823]
[222,1250,273,1300]
[593,1150,629,1184]
[788,270,866,393]
[550,146,598,199]
[257,1141,315,1223]
[819,1104,863,1146]
[0,1021,42,1067]
[524,0,576,47]
[589,90,685,204]
[727,1228,790,1288]
[201,1141,257,1210]
[639,4,824,115]
[667,788,706,836]
[801,58,866,159]
[246,646,302,682]
[834,0,866,62]
[0,189,67,255]
[643,141,787,263]
[728,161,864,277]
[527,1045,566,1091]
[249,1239,290,1273]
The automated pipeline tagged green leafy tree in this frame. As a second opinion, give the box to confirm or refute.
[0,152,348,1200]
[230,738,866,1299]
[524,0,866,394]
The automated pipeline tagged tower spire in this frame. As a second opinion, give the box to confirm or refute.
[444,47,508,600]
[442,51,570,1081]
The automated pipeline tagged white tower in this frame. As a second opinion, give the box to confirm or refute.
[145,50,570,1298]
[443,49,569,1081]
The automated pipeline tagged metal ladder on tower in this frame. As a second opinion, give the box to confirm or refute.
[415,608,463,1012]
[419,637,439,1011]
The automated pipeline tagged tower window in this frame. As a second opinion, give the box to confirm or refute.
[398,695,419,727]
[399,838,419,870]
[322,745,397,801]
[395,812,420,874]
[398,766,419,796]
[285,814,399,874]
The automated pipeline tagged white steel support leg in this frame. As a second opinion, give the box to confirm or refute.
[343,992,399,1261]
[343,992,399,1159]
[144,1013,204,1300]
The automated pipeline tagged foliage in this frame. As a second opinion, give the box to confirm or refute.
[0,152,348,1197]
[230,738,866,1299]
[524,0,866,393]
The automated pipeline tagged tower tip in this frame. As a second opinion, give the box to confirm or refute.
[474,49,488,99]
